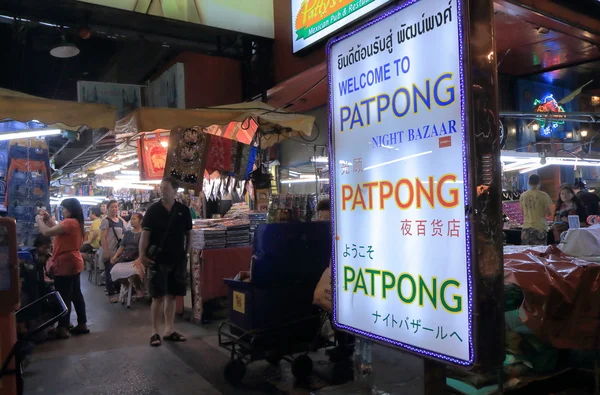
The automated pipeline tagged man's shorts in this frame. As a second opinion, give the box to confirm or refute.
[521,228,547,245]
[148,260,187,298]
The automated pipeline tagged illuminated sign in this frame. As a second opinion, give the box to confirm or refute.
[533,94,566,136]
[328,0,473,365]
[78,0,274,38]
[292,0,394,54]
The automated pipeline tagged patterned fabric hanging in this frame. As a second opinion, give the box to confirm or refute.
[205,134,233,174]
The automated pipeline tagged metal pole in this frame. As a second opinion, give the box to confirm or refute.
[49,139,71,162]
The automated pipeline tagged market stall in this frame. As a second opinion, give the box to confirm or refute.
[0,88,117,246]
[113,102,317,320]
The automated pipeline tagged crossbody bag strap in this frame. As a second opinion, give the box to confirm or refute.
[157,205,179,251]
[109,219,122,244]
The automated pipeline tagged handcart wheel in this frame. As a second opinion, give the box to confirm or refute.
[224,359,246,386]
[291,355,313,379]
[265,351,283,366]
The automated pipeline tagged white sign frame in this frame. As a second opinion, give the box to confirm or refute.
[328,0,475,366]
[292,0,394,54]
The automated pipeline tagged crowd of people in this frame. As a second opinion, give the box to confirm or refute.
[519,175,600,245]
[18,177,192,347]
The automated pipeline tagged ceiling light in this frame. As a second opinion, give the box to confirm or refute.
[96,181,155,190]
[581,130,588,137]
[532,123,539,132]
[0,129,61,141]
[114,174,140,180]
[50,36,80,58]
[120,158,139,166]
[282,178,329,184]
[566,132,573,139]
[311,156,329,163]
[160,141,169,148]
[95,164,122,174]
[120,170,140,175]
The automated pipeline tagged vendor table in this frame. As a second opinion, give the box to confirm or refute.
[191,246,252,323]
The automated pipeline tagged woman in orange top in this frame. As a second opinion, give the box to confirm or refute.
[36,198,89,339]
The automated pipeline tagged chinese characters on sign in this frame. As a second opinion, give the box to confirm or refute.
[399,219,461,237]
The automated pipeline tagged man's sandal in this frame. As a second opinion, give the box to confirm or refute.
[163,332,186,342]
[150,334,162,347]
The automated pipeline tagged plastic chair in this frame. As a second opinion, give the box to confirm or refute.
[0,292,68,395]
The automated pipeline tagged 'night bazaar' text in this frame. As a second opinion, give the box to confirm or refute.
[343,266,462,313]
[338,73,456,132]
[341,175,459,211]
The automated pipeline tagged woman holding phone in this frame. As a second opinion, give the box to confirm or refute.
[36,198,89,339]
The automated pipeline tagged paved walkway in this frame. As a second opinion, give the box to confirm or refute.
[22,275,335,395]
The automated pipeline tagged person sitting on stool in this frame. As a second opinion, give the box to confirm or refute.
[317,198,355,362]
[80,207,102,264]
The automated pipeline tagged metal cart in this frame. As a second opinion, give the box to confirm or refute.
[218,310,329,385]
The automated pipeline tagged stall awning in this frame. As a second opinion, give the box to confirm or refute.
[114,101,316,147]
[0,88,117,130]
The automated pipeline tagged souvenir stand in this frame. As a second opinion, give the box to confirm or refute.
[0,88,116,246]
[114,102,316,322]
[0,89,116,395]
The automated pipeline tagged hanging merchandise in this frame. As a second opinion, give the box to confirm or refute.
[138,133,168,180]
[6,138,50,246]
[165,126,210,190]
[203,118,257,146]
[205,134,233,174]
[205,133,258,179]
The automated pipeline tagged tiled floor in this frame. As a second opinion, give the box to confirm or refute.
[22,275,336,395]
[21,274,596,395]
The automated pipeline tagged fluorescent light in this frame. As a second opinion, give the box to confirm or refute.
[282,178,329,184]
[566,132,573,139]
[364,151,432,171]
[116,152,138,159]
[120,170,140,175]
[99,178,162,185]
[311,156,329,163]
[95,165,122,174]
[519,164,548,174]
[581,130,588,137]
[120,158,139,166]
[51,195,106,205]
[0,129,61,141]
[115,174,140,180]
[97,181,155,190]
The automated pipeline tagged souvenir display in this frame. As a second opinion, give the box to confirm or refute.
[138,134,168,180]
[165,126,210,191]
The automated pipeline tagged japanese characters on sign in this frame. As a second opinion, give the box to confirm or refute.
[328,0,473,364]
